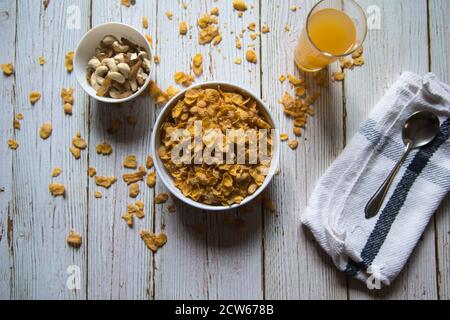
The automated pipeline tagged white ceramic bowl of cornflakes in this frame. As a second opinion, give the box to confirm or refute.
[151,81,280,211]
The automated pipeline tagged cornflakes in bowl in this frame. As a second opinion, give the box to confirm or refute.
[151,82,280,211]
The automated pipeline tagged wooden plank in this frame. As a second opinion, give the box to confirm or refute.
[346,0,438,299]
[86,0,157,300]
[11,0,90,299]
[429,0,450,301]
[153,0,264,299]
[260,0,348,299]
[0,0,17,300]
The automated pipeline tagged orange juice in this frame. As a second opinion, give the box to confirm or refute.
[295,8,357,72]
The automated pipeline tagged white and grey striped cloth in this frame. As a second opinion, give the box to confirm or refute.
[301,72,450,286]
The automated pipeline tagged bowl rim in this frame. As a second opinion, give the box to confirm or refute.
[150,81,281,212]
[74,22,153,104]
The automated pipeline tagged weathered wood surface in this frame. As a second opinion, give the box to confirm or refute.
[0,0,448,300]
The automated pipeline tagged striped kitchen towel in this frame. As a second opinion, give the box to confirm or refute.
[301,72,450,287]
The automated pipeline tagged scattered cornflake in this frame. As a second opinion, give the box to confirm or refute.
[72,131,87,149]
[29,91,41,105]
[67,230,82,248]
[96,142,113,155]
[65,51,74,73]
[49,183,65,197]
[340,58,354,70]
[142,16,149,29]
[352,46,363,59]
[146,155,154,169]
[107,119,122,134]
[122,212,134,227]
[261,25,270,33]
[295,86,306,97]
[247,22,256,31]
[280,134,289,141]
[51,167,62,177]
[197,13,220,45]
[63,103,73,115]
[153,55,160,64]
[249,33,258,40]
[8,139,19,150]
[287,74,304,86]
[279,75,286,83]
[61,87,74,104]
[290,5,298,11]
[121,0,131,7]
[129,183,140,198]
[155,192,169,204]
[38,56,46,65]
[126,115,138,125]
[192,53,203,76]
[134,201,145,218]
[16,113,24,120]
[181,2,188,9]
[174,71,195,87]
[166,85,180,99]
[212,34,222,46]
[167,205,176,213]
[353,55,365,67]
[245,50,257,64]
[1,63,13,76]
[145,34,153,47]
[88,167,97,177]
[13,120,20,130]
[235,37,242,49]
[293,127,302,137]
[233,0,247,11]
[179,21,188,35]
[288,140,299,150]
[284,25,290,32]
[94,191,103,199]
[332,71,345,82]
[69,146,81,159]
[123,166,147,184]
[123,155,138,169]
[234,57,242,65]
[149,80,169,104]
[39,122,52,140]
[165,11,173,20]
[146,171,156,188]
[211,7,219,16]
[94,176,117,189]
[140,230,167,252]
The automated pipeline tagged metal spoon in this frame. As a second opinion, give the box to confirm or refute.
[365,110,440,219]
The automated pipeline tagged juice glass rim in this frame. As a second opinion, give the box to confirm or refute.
[306,0,368,59]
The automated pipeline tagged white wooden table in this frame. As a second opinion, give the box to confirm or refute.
[0,0,448,300]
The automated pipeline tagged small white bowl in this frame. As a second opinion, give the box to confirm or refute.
[151,81,280,212]
[74,22,152,104]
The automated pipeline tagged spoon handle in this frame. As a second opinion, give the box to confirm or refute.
[365,142,413,219]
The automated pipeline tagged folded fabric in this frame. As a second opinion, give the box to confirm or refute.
[301,72,450,286]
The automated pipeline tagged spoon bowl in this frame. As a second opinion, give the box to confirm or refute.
[365,110,440,219]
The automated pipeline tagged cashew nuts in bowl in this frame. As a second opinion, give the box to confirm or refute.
[74,22,153,104]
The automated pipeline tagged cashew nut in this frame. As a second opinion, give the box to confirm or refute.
[102,58,118,72]
[94,65,109,77]
[109,88,133,99]
[88,57,101,70]
[90,73,101,90]
[129,79,138,92]
[112,41,130,53]
[107,71,126,84]
[142,58,151,72]
[117,63,131,78]
[102,35,118,47]
[113,53,125,63]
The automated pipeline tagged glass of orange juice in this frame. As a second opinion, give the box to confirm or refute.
[295,0,367,72]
